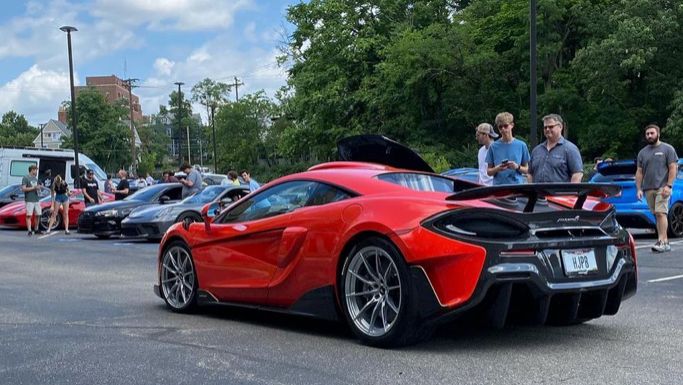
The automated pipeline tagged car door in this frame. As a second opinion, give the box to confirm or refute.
[192,181,318,303]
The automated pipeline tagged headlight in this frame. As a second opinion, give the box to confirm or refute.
[96,209,118,217]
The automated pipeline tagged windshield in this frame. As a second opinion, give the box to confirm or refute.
[376,172,455,193]
[0,184,19,198]
[85,163,107,181]
[182,186,224,204]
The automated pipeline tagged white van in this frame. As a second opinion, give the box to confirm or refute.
[0,147,108,191]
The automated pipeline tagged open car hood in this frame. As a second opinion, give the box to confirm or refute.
[447,183,621,212]
[337,135,434,173]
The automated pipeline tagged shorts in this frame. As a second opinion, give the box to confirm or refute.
[25,202,42,216]
[55,194,69,203]
[645,188,670,214]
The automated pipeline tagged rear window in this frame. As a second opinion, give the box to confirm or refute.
[376,173,455,193]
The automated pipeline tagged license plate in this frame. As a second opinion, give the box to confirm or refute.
[562,249,598,275]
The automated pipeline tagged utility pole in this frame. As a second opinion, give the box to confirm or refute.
[529,0,538,148]
[125,78,139,174]
[60,26,81,187]
[232,76,244,101]
[186,126,191,165]
[174,81,185,164]
[40,123,45,148]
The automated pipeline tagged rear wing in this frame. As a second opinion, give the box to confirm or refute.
[447,183,621,212]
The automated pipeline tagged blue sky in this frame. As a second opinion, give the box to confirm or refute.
[0,0,300,126]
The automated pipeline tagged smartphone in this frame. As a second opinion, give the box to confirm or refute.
[501,159,509,165]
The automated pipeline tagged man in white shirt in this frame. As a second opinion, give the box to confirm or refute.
[475,123,498,186]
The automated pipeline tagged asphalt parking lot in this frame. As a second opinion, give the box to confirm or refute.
[0,228,681,385]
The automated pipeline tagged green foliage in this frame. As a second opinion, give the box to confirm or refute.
[0,111,38,147]
[61,88,132,173]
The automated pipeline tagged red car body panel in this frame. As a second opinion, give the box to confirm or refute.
[0,190,114,229]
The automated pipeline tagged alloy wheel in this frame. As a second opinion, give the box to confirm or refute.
[161,245,196,310]
[669,203,683,237]
[344,245,402,337]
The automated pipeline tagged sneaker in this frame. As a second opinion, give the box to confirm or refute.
[64,230,70,235]
[662,242,671,252]
[27,230,33,236]
[651,241,666,252]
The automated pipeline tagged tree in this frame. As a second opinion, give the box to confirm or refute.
[0,111,38,147]
[61,87,131,173]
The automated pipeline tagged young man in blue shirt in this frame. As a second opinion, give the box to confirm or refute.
[485,112,530,185]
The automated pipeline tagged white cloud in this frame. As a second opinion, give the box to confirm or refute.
[91,0,255,30]
[0,65,74,125]
[153,58,175,76]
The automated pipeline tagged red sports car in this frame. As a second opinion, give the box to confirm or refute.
[0,189,114,231]
[155,135,637,347]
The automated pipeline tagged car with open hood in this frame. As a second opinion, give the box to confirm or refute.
[78,183,182,238]
[154,135,637,347]
[121,184,249,240]
[589,159,683,237]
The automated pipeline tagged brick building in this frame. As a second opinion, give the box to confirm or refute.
[71,75,143,122]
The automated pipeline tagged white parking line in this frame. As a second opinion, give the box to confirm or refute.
[37,232,58,240]
[647,274,683,283]
[635,239,683,250]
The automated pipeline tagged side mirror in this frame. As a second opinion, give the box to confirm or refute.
[9,194,18,200]
[159,195,170,204]
[200,202,221,231]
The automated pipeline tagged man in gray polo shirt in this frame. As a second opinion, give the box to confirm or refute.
[636,124,678,252]
[528,114,583,183]
[179,163,203,199]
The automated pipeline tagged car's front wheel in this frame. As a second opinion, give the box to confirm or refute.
[40,210,60,231]
[668,202,683,238]
[339,236,426,347]
[160,241,198,312]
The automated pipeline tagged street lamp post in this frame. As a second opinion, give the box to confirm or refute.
[529,0,538,148]
[174,81,185,164]
[60,25,81,188]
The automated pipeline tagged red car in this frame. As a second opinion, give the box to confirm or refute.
[154,135,638,347]
[0,189,114,231]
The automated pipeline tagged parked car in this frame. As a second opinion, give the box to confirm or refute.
[153,135,637,347]
[78,183,183,239]
[0,183,51,209]
[0,189,114,231]
[441,167,480,183]
[121,185,248,240]
[589,159,683,237]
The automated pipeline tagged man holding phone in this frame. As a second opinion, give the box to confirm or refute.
[486,112,530,185]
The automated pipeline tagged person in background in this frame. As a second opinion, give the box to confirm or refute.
[136,175,148,189]
[180,163,202,198]
[161,171,179,183]
[41,168,55,212]
[486,112,530,185]
[635,124,678,252]
[145,172,155,186]
[104,174,114,194]
[113,169,130,200]
[240,169,260,192]
[46,175,71,234]
[81,169,103,207]
[474,123,497,186]
[221,170,241,186]
[528,113,583,183]
[21,164,42,236]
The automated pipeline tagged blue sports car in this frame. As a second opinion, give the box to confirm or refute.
[589,159,683,237]
[441,167,480,183]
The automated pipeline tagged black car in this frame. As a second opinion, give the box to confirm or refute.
[120,185,248,240]
[78,183,183,238]
[0,184,50,209]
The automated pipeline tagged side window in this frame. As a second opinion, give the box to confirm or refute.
[218,181,318,223]
[166,187,183,201]
[306,183,352,206]
[11,160,37,177]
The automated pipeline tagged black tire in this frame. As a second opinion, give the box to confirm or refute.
[339,236,427,347]
[177,212,203,224]
[159,240,198,313]
[95,234,111,239]
[667,202,683,238]
[40,210,60,231]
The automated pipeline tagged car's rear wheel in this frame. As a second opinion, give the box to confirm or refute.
[40,210,60,231]
[160,241,198,312]
[340,237,426,347]
[667,202,683,238]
